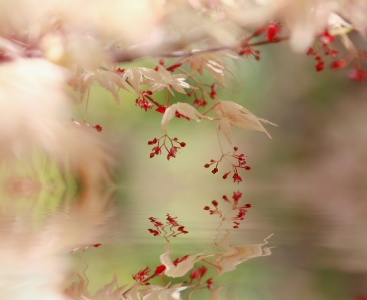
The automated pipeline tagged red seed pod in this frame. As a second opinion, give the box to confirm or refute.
[266,23,279,41]
[156,106,166,114]
[94,125,102,132]
[330,59,347,70]
[315,62,324,72]
[222,171,231,179]
[154,265,166,276]
[212,200,218,206]
[180,142,186,147]
[204,164,210,168]
[212,168,218,174]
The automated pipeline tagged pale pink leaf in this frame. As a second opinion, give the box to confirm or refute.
[122,67,145,95]
[218,117,233,144]
[161,105,177,132]
[214,100,277,143]
[161,103,212,132]
[144,65,192,95]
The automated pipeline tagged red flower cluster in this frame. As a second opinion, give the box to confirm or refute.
[204,147,250,183]
[148,213,188,239]
[132,266,151,285]
[306,30,367,80]
[148,134,186,160]
[136,90,154,111]
[204,191,251,228]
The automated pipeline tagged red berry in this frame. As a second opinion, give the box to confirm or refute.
[94,125,102,132]
[348,68,367,81]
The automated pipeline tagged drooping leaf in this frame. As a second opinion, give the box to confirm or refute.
[214,100,277,144]
[74,69,128,104]
[161,102,212,132]
[143,65,193,94]
[184,51,237,86]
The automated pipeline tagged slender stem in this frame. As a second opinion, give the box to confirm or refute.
[145,94,162,107]
[83,87,91,122]
[214,122,224,155]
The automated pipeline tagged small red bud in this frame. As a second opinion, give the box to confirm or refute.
[212,168,218,174]
[180,142,186,147]
[204,206,210,210]
[315,62,324,72]
[150,153,155,158]
[266,23,279,41]
[330,59,347,70]
[204,164,210,168]
[244,166,251,170]
[94,125,102,132]
[156,106,166,114]
[212,200,218,206]
[222,171,231,179]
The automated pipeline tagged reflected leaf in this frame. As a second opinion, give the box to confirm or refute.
[65,274,127,300]
[122,283,140,300]
[209,231,273,275]
[210,287,222,300]
[141,283,188,300]
[159,242,212,278]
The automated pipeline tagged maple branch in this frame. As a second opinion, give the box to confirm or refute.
[112,33,289,63]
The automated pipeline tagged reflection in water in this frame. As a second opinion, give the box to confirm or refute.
[0,187,115,300]
[65,226,272,299]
